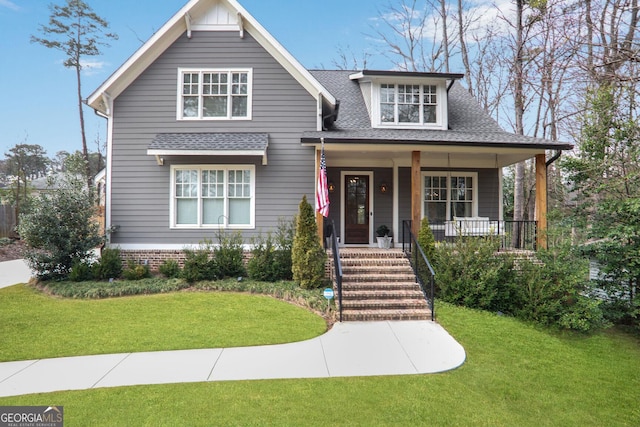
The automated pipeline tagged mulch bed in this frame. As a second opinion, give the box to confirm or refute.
[0,239,26,262]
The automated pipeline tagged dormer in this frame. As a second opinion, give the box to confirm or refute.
[349,70,464,131]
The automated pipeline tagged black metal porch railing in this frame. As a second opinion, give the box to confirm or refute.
[427,219,537,251]
[402,221,436,321]
[326,219,343,322]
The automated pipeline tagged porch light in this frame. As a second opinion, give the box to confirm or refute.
[328,181,336,193]
[380,183,388,193]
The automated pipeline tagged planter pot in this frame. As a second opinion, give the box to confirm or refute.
[376,236,393,249]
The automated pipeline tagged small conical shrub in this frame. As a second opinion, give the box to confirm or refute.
[291,195,327,289]
[417,216,436,262]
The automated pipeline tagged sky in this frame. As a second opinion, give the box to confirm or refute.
[0,0,511,160]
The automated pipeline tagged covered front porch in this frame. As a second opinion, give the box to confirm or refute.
[312,143,550,251]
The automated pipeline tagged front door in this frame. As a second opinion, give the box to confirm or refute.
[344,175,370,244]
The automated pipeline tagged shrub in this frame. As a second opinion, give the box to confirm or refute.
[417,216,436,262]
[182,241,218,283]
[69,259,93,282]
[17,174,104,280]
[515,245,606,332]
[248,233,282,282]
[215,231,246,278]
[158,259,181,278]
[122,260,151,281]
[92,248,123,280]
[434,236,521,315]
[292,195,327,289]
[274,216,295,280]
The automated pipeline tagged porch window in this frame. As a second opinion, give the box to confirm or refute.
[178,69,252,120]
[171,165,254,228]
[422,172,477,222]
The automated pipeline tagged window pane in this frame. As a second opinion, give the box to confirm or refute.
[451,201,472,218]
[177,199,197,224]
[183,97,198,117]
[203,199,225,225]
[398,104,419,122]
[423,105,436,123]
[202,169,224,197]
[425,202,446,222]
[398,85,420,123]
[231,96,248,117]
[229,198,250,225]
[203,96,227,117]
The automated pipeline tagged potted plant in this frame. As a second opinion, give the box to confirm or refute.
[376,225,393,249]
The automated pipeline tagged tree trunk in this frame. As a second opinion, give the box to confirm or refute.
[75,48,93,195]
[441,0,450,72]
[512,0,526,248]
[458,0,472,93]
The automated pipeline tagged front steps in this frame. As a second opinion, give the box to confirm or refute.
[337,248,432,321]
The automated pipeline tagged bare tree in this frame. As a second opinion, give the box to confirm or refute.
[370,0,451,72]
[331,45,371,70]
[31,0,117,193]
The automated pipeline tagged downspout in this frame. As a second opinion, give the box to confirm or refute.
[546,150,562,167]
[446,79,456,93]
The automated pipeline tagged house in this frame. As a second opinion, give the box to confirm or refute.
[87,0,572,267]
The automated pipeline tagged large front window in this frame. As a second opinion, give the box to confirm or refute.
[178,69,251,120]
[423,172,477,222]
[172,165,254,228]
[379,84,438,126]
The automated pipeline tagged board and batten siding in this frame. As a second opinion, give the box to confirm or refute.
[109,31,318,245]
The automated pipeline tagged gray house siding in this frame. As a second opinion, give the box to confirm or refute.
[109,31,318,245]
[397,167,500,233]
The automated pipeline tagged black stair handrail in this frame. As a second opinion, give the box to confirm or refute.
[326,219,343,322]
[402,220,436,321]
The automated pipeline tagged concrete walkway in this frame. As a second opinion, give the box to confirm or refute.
[0,259,31,289]
[0,260,466,397]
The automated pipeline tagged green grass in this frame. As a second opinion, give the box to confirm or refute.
[0,284,326,362]
[0,302,638,425]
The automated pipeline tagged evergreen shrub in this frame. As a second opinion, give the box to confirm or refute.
[291,195,327,289]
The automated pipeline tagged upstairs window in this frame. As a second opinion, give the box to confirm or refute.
[178,69,252,120]
[377,83,440,127]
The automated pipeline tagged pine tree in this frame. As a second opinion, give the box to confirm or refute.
[31,0,117,192]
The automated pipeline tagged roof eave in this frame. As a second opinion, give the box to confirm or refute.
[300,136,574,151]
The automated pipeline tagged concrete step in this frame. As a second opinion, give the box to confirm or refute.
[341,273,416,283]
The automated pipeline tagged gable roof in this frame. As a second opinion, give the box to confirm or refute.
[304,70,573,151]
[87,0,335,114]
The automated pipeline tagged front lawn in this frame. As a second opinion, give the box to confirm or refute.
[0,284,326,362]
[1,303,638,426]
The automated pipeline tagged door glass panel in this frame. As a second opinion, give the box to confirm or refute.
[345,175,369,244]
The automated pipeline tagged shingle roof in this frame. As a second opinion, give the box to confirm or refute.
[148,133,268,151]
[306,70,573,150]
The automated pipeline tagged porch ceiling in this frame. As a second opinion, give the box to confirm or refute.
[315,142,544,168]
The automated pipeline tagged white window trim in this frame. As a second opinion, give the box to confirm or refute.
[177,68,253,121]
[170,164,255,229]
[371,80,447,130]
[421,171,478,221]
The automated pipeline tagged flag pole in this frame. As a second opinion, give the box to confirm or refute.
[315,143,323,245]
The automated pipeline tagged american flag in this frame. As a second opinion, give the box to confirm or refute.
[316,142,330,217]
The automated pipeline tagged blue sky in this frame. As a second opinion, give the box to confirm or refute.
[0,0,401,159]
